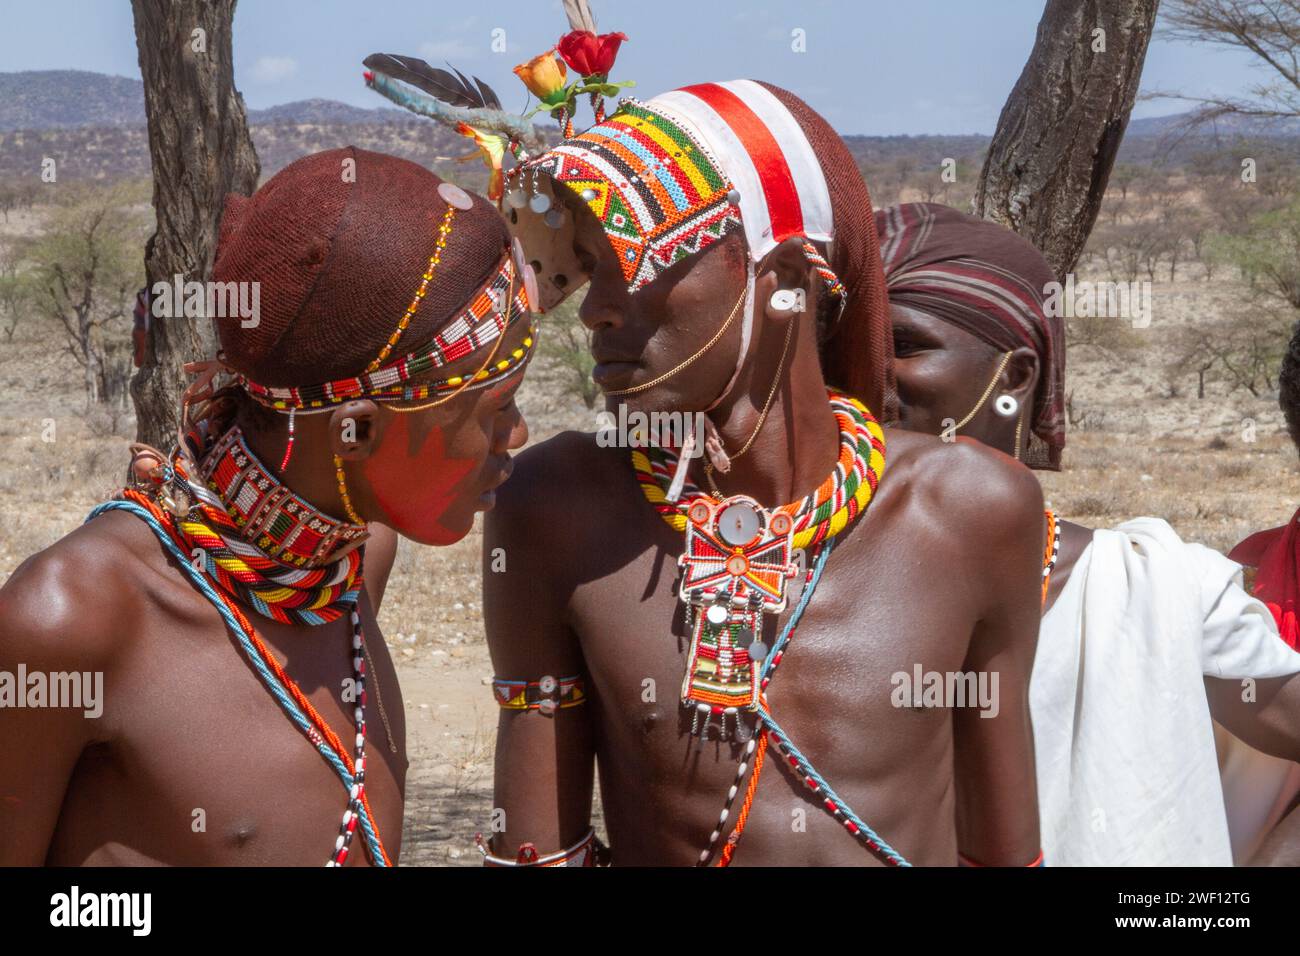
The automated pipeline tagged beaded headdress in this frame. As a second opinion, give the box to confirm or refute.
[504,81,841,314]
[237,244,535,412]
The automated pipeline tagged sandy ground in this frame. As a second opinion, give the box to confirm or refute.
[3,206,1299,864]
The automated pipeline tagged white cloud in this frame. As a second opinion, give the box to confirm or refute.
[251,56,298,84]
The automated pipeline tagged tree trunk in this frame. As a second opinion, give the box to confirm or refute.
[129,0,259,448]
[973,0,1160,278]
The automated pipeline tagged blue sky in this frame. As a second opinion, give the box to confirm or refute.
[0,0,1274,135]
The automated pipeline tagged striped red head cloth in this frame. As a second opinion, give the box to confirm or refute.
[505,79,894,420]
[875,202,1065,470]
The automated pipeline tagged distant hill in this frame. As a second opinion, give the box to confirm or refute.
[0,71,411,131]
[247,98,404,126]
[0,70,1296,188]
[1126,110,1300,138]
[0,70,146,130]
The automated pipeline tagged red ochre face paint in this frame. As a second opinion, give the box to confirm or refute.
[364,416,480,546]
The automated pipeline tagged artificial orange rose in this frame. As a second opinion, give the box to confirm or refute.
[513,49,568,106]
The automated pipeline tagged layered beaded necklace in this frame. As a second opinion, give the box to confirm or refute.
[632,388,908,865]
[87,420,392,866]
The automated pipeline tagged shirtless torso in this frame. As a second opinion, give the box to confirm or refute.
[484,426,1045,866]
[0,513,407,866]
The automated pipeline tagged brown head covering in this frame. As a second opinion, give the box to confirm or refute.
[757,82,894,421]
[875,202,1065,469]
[213,146,513,388]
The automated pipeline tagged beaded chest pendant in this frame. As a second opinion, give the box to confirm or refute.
[679,494,798,737]
[634,389,886,741]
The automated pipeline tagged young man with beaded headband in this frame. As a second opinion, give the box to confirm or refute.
[481,78,1048,866]
[0,147,537,865]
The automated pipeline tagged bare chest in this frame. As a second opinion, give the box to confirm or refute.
[566,508,980,863]
[48,586,407,866]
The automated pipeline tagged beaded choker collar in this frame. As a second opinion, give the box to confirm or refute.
[198,425,369,569]
[633,389,885,551]
[127,420,366,626]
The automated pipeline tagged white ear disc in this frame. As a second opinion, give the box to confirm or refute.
[994,394,1019,417]
[769,289,799,312]
[522,264,540,312]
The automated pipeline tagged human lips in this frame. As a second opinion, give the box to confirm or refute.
[592,359,641,389]
[475,459,514,510]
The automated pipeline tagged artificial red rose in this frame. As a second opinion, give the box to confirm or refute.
[556,30,628,79]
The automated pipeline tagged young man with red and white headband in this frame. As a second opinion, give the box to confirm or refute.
[481,80,1047,866]
[0,147,537,865]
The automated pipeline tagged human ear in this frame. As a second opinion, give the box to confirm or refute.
[1000,347,1040,410]
[758,237,816,324]
[329,399,381,461]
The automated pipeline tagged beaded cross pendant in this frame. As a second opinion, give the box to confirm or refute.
[678,495,799,739]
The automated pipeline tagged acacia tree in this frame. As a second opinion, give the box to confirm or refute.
[974,0,1161,277]
[1159,0,1300,125]
[29,185,150,408]
[129,0,259,447]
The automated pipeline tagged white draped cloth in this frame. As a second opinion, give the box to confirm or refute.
[1034,517,1300,866]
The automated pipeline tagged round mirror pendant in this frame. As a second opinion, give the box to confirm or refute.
[725,552,749,576]
[529,192,552,213]
[717,500,761,546]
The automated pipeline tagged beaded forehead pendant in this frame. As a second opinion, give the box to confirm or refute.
[679,494,799,739]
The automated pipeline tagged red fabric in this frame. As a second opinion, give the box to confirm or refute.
[678,83,806,243]
[1228,514,1300,650]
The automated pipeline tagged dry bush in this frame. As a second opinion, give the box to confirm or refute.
[1217,458,1253,479]
[1066,493,1119,518]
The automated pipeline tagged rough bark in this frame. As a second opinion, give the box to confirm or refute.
[973,0,1160,278]
[129,0,259,448]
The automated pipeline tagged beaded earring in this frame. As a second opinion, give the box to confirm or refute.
[334,454,365,525]
[279,407,296,473]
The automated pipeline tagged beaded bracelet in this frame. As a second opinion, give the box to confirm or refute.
[492,674,585,715]
[958,849,1045,867]
[475,827,604,866]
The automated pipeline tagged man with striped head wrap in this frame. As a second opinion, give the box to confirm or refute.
[879,201,1300,867]
[0,148,537,866]
[482,84,1048,867]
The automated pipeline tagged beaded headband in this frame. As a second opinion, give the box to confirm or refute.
[240,245,536,412]
[504,81,846,316]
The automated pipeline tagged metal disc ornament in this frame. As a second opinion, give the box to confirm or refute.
[718,500,761,546]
